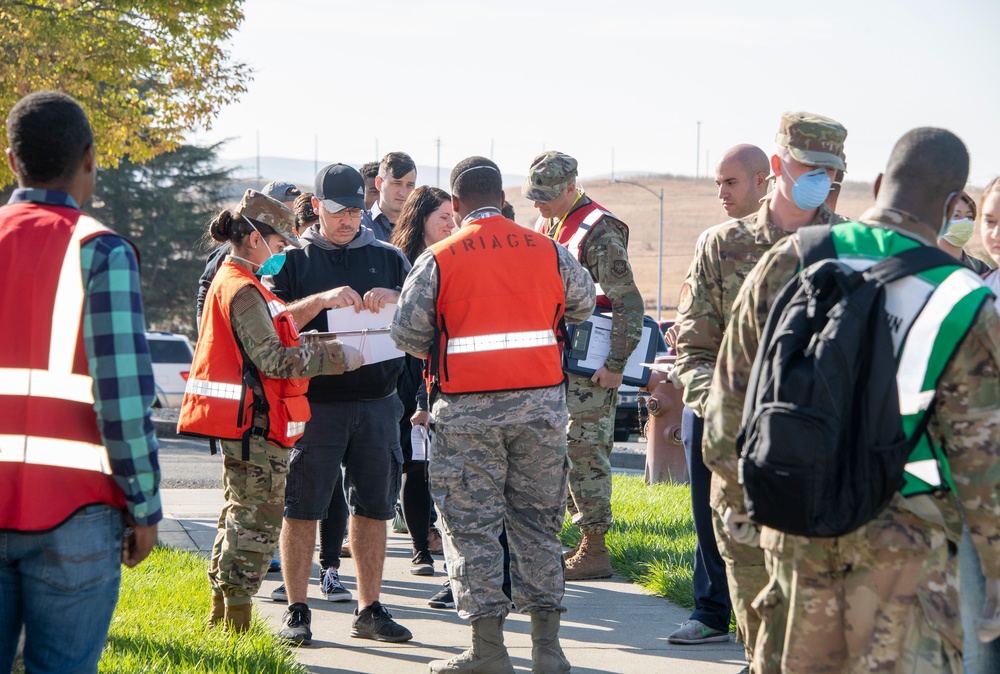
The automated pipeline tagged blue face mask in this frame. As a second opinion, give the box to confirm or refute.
[784,161,832,210]
[242,215,287,277]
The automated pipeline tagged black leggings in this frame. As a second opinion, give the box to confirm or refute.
[402,461,432,553]
[318,470,348,570]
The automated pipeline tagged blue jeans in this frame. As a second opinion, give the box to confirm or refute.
[682,407,733,632]
[0,504,124,674]
[960,526,1000,673]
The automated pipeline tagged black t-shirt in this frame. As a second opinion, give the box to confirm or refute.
[269,237,409,402]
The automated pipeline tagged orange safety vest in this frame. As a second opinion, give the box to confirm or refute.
[177,261,311,455]
[534,199,624,309]
[428,214,567,394]
[0,203,127,531]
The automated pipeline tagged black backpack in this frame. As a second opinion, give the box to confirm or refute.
[736,225,955,537]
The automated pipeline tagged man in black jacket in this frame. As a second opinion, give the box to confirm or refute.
[266,163,412,646]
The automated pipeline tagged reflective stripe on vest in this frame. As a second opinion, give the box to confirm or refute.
[6,215,114,476]
[267,299,287,318]
[0,368,94,404]
[287,421,306,437]
[0,434,110,473]
[445,329,557,355]
[832,222,993,495]
[537,205,608,297]
[185,378,242,401]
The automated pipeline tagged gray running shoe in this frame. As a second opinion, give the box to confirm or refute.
[270,583,288,603]
[666,619,730,645]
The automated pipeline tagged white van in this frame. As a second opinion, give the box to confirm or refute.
[145,331,194,408]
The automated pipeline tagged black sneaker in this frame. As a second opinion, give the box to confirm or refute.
[351,601,412,642]
[278,602,312,645]
[320,567,353,602]
[410,550,434,576]
[427,580,455,609]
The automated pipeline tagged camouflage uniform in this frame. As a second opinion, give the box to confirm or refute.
[702,207,1000,673]
[673,198,845,656]
[526,153,644,536]
[205,191,352,608]
[390,236,596,620]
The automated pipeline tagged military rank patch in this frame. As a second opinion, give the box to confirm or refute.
[611,259,628,278]
[677,282,694,314]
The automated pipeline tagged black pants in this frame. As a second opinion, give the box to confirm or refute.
[683,406,732,632]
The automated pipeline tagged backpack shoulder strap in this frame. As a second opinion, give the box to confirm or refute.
[865,245,956,285]
[797,225,836,267]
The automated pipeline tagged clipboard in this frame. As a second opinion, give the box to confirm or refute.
[324,304,405,365]
[564,310,663,387]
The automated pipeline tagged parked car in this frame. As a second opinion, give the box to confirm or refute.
[614,320,674,442]
[146,331,194,408]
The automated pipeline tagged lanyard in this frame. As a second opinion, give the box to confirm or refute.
[552,190,583,241]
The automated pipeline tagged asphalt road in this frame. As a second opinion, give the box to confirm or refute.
[156,434,223,489]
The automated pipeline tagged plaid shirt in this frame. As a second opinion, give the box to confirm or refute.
[8,189,162,526]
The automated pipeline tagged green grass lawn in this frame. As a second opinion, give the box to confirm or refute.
[561,473,698,610]
[99,546,306,674]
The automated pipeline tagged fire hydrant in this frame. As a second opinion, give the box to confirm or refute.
[642,353,687,484]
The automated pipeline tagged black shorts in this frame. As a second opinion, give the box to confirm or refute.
[284,394,403,521]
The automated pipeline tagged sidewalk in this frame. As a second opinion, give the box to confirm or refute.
[161,489,745,674]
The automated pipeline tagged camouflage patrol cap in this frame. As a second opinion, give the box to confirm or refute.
[776,112,847,171]
[236,189,300,248]
[522,151,578,202]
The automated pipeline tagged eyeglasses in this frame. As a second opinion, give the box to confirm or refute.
[331,208,364,220]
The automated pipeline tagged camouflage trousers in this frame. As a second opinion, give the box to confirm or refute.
[429,418,570,621]
[565,372,616,535]
[208,436,288,605]
[712,504,769,665]
[752,503,962,674]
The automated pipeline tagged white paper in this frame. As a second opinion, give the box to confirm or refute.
[326,303,404,365]
[410,424,433,461]
[575,314,652,382]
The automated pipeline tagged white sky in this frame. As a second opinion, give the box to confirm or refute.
[189,0,1000,187]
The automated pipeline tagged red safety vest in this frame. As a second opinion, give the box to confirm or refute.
[534,199,624,309]
[177,261,311,451]
[428,215,566,394]
[0,203,127,531]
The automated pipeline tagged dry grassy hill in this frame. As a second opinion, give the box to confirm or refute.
[505,177,994,319]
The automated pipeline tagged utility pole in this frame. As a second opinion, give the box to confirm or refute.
[255,130,261,186]
[696,121,701,179]
[436,137,441,188]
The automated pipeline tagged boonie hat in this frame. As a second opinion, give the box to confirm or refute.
[314,163,366,213]
[522,151,578,202]
[236,189,300,248]
[776,112,847,171]
[262,180,301,203]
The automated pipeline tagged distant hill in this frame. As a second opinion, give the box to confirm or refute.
[221,155,655,191]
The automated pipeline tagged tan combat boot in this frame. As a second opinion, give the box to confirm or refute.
[530,611,571,674]
[207,593,225,629]
[562,540,581,561]
[428,616,515,673]
[223,601,253,634]
[564,532,613,580]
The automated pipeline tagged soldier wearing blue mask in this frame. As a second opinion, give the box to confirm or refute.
[673,111,848,670]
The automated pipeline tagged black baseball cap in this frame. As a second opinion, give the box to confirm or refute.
[314,163,366,213]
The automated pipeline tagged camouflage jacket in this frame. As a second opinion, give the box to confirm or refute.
[674,199,845,416]
[390,231,596,427]
[540,195,644,372]
[701,208,1000,577]
[228,257,349,428]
